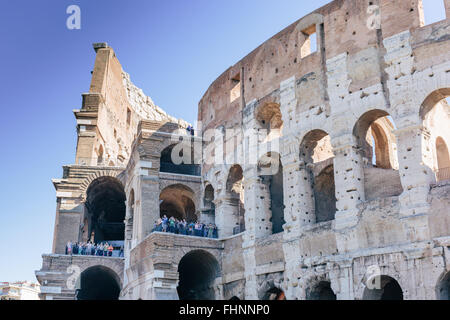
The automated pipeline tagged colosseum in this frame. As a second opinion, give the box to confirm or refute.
[36,0,450,300]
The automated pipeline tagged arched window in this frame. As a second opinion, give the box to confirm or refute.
[353,110,402,200]
[421,89,450,183]
[299,130,336,223]
[436,137,450,182]
[255,102,283,141]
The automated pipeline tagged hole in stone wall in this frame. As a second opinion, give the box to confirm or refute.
[421,0,446,26]
[301,25,317,58]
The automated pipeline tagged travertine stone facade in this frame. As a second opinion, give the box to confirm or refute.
[38,0,450,300]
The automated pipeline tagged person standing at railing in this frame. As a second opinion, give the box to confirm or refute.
[108,244,114,257]
[66,241,72,255]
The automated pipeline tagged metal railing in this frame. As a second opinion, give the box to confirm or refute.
[435,167,450,183]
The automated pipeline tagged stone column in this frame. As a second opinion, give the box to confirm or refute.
[394,123,433,242]
[139,174,160,241]
[332,134,365,228]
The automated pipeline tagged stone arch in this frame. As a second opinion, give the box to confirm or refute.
[79,169,123,201]
[419,89,450,181]
[85,176,126,243]
[353,109,398,169]
[255,102,283,139]
[177,249,221,300]
[419,88,450,120]
[75,265,121,300]
[299,129,336,223]
[436,271,450,300]
[306,280,336,300]
[225,164,245,234]
[353,110,403,200]
[159,184,197,222]
[362,275,404,300]
[258,152,285,234]
[160,143,200,176]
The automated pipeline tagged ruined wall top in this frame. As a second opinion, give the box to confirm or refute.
[198,0,448,134]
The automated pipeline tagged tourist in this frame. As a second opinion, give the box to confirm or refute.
[66,241,72,255]
[108,244,114,257]
[169,217,176,233]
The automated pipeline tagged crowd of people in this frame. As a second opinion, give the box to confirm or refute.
[153,215,218,238]
[65,241,124,257]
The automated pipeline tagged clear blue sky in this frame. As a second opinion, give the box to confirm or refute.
[0,1,446,283]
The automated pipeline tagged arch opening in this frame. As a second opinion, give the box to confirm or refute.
[159,184,197,222]
[353,110,402,200]
[76,266,120,300]
[85,176,126,243]
[256,102,283,141]
[437,271,450,300]
[306,281,336,300]
[160,144,201,176]
[363,276,403,300]
[226,165,245,234]
[421,91,450,183]
[299,130,336,223]
[177,250,220,300]
[258,152,285,234]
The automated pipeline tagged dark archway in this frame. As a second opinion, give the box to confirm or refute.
[263,287,286,300]
[363,276,403,300]
[76,266,121,300]
[86,176,126,243]
[177,250,220,300]
[160,144,201,176]
[307,281,336,300]
[437,272,450,300]
[160,184,197,222]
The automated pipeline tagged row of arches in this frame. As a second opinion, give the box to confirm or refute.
[73,248,450,300]
[203,93,450,234]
